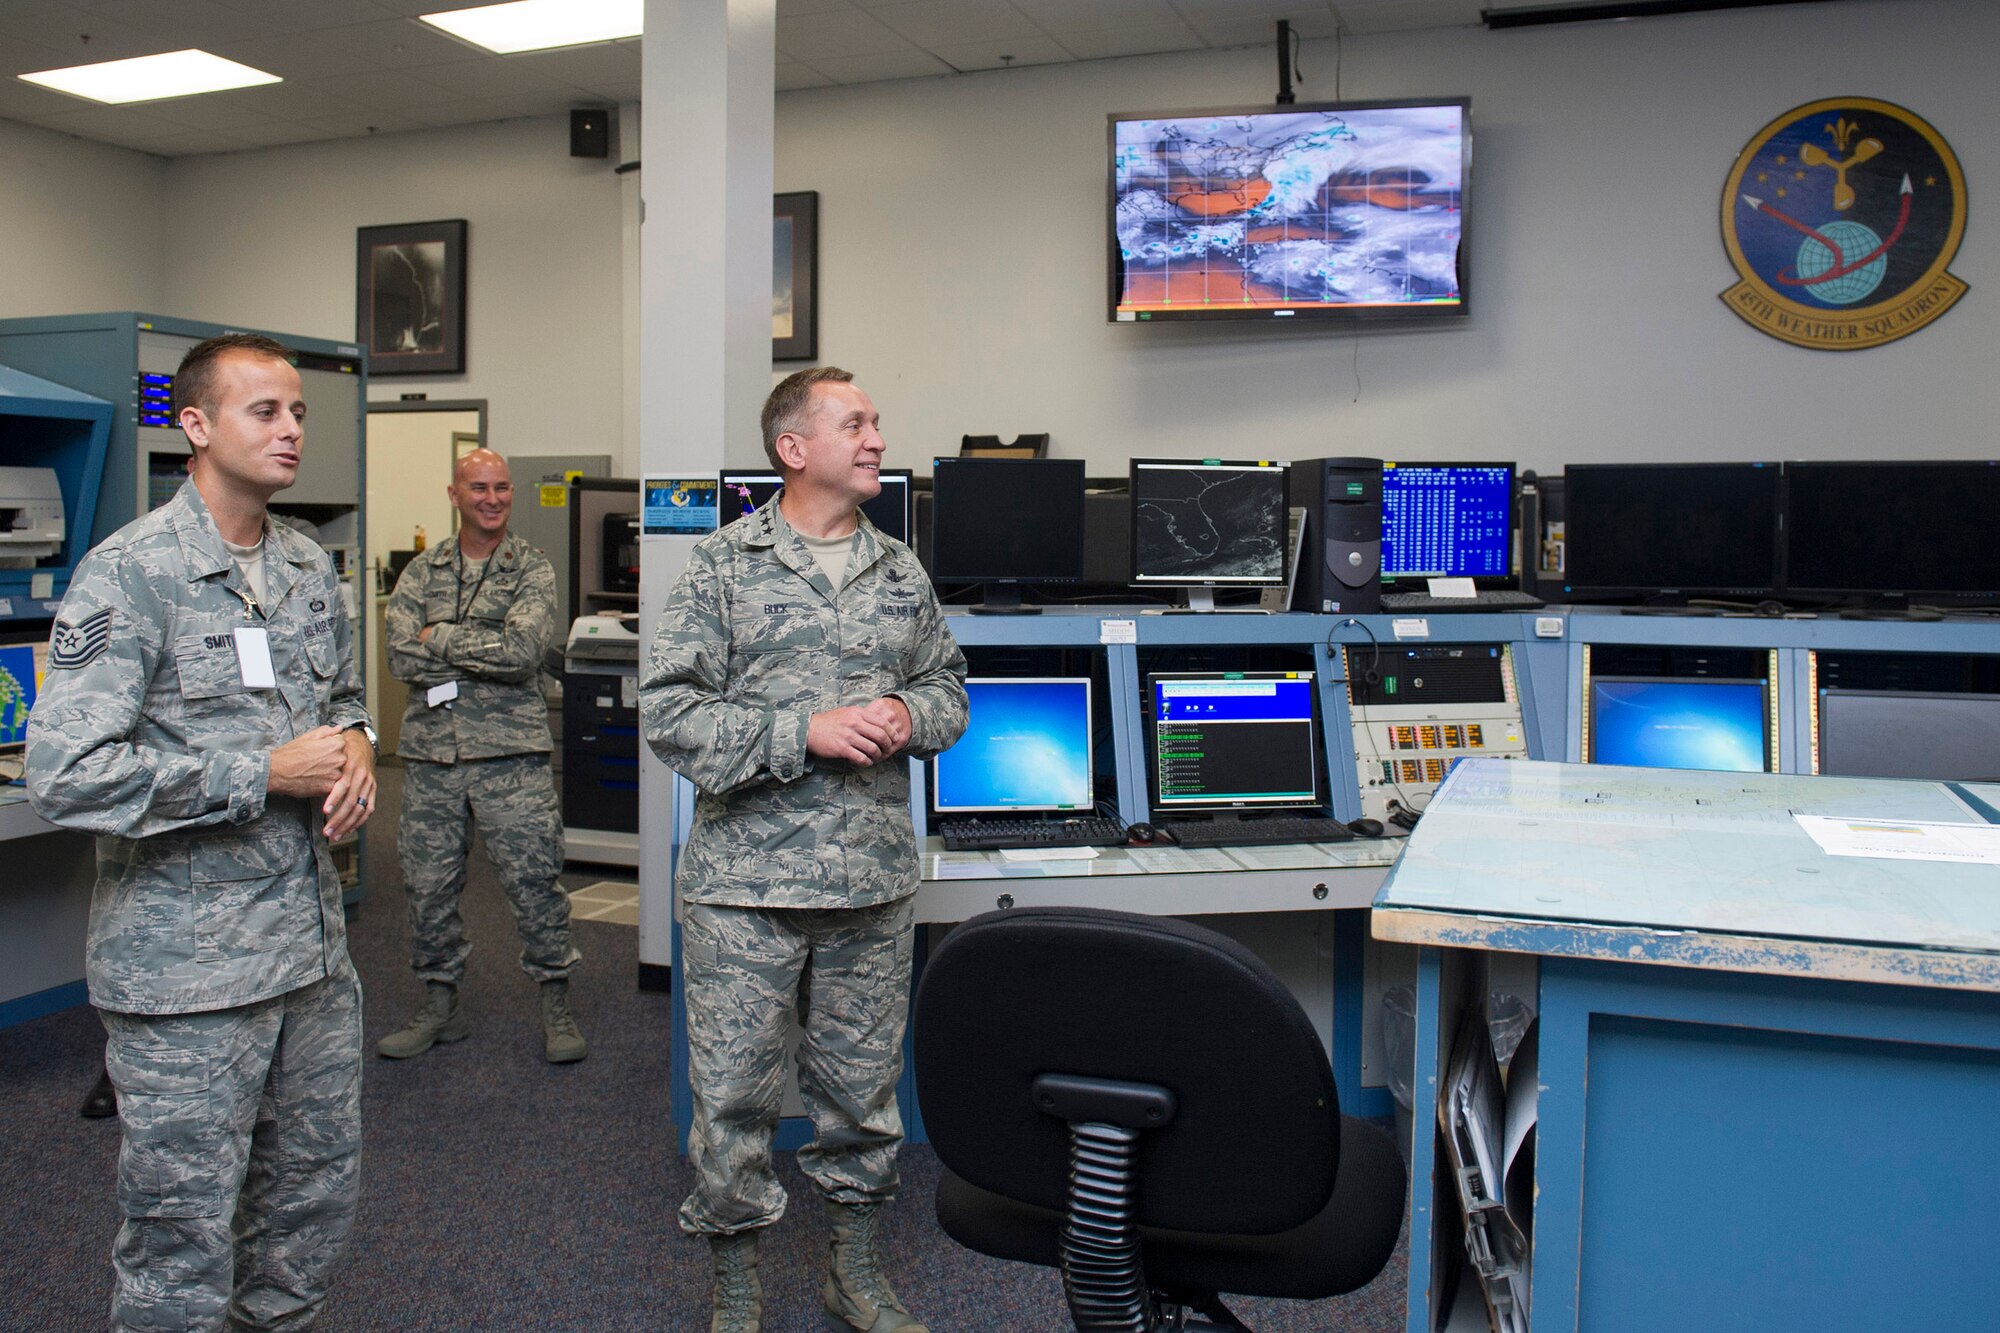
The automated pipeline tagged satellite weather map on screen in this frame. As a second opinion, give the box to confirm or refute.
[1111,99,1467,321]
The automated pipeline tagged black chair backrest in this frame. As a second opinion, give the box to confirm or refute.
[914,906,1342,1236]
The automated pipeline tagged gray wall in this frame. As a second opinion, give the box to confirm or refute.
[774,0,1997,476]
[0,118,168,319]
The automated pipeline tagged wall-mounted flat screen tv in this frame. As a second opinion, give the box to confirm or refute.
[1109,98,1469,323]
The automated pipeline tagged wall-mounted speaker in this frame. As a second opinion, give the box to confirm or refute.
[570,108,610,159]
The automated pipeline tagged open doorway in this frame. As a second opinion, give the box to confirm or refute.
[364,399,486,752]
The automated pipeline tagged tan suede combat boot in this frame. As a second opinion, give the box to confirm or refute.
[708,1231,763,1333]
[822,1198,928,1332]
[376,982,469,1059]
[539,978,588,1063]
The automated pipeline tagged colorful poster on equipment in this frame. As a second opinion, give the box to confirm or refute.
[641,476,719,537]
[1720,97,1967,351]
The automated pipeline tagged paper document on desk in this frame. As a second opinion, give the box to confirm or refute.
[998,845,1102,863]
[1795,814,2000,865]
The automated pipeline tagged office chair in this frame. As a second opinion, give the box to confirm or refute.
[959,432,1049,458]
[913,907,1406,1332]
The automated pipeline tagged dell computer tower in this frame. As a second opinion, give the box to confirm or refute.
[1289,457,1383,614]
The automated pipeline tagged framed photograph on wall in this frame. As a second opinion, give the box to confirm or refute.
[357,218,467,376]
[773,191,818,361]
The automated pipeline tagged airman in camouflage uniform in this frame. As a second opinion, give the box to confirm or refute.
[644,367,967,1333]
[380,449,583,1063]
[27,334,376,1332]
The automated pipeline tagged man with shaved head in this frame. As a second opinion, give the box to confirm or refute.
[380,448,585,1063]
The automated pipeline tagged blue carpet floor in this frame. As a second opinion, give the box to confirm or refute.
[0,764,1408,1330]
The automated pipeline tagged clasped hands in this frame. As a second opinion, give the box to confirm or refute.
[268,725,378,839]
[807,696,913,767]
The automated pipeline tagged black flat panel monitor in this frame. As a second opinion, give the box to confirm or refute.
[1148,671,1323,814]
[932,677,1095,814]
[1818,690,2000,781]
[1130,458,1288,605]
[1110,98,1469,322]
[1563,463,1782,599]
[1380,461,1515,580]
[1588,676,1769,773]
[717,468,913,546]
[1784,461,2000,600]
[930,458,1086,611]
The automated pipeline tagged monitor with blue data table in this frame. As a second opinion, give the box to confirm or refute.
[932,677,1095,813]
[1148,671,1322,812]
[1379,462,1514,580]
[1588,676,1769,773]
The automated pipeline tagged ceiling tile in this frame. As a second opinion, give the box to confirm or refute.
[1014,0,1184,33]
[296,107,426,137]
[220,119,343,148]
[929,33,1073,71]
[1170,0,1335,18]
[869,0,1044,48]
[413,51,571,98]
[484,88,587,118]
[501,39,641,86]
[0,74,87,118]
[69,0,292,45]
[195,78,368,121]
[777,61,836,90]
[206,0,404,30]
[322,68,464,110]
[777,10,916,61]
[805,48,952,83]
[779,0,858,14]
[397,96,514,127]
[23,102,202,139]
[0,6,172,64]
[210,29,390,79]
[130,93,279,131]
[318,17,487,69]
[1052,21,1203,59]
[1331,0,1482,31]
[592,78,642,101]
[1187,9,1342,46]
[125,127,260,156]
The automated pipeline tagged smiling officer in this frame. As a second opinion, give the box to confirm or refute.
[29,332,376,1331]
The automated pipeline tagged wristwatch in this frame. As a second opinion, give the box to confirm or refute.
[347,722,379,755]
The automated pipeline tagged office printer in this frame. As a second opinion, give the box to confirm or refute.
[0,466,64,566]
[565,612,640,670]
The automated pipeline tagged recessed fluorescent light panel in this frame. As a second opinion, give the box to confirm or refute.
[20,49,280,104]
[421,0,643,54]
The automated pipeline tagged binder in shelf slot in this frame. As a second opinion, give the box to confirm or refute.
[1439,998,1534,1333]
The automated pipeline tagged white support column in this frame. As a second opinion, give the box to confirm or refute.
[636,0,776,976]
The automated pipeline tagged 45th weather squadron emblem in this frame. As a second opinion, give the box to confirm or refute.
[1720,97,1967,351]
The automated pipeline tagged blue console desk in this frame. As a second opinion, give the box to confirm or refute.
[1376,758,2000,1332]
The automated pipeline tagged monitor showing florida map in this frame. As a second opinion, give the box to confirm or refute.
[1110,98,1469,322]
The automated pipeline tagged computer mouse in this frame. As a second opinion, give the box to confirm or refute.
[1126,822,1156,846]
[1346,817,1386,838]
[1152,825,1180,846]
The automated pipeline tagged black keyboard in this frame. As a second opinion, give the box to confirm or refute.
[1380,589,1545,612]
[1163,817,1356,849]
[939,816,1127,852]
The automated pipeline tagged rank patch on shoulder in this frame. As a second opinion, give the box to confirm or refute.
[51,608,113,669]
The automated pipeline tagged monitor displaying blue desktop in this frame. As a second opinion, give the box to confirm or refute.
[1380,462,1514,579]
[1149,671,1322,812]
[718,468,913,545]
[0,642,36,750]
[932,677,1094,813]
[1589,677,1768,773]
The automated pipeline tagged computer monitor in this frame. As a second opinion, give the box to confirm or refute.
[1783,461,2000,604]
[1380,462,1515,581]
[0,641,37,753]
[1148,671,1323,814]
[932,677,1095,814]
[1817,690,2000,781]
[718,468,914,545]
[1562,463,1782,600]
[930,458,1087,613]
[1587,676,1769,773]
[1129,458,1288,610]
